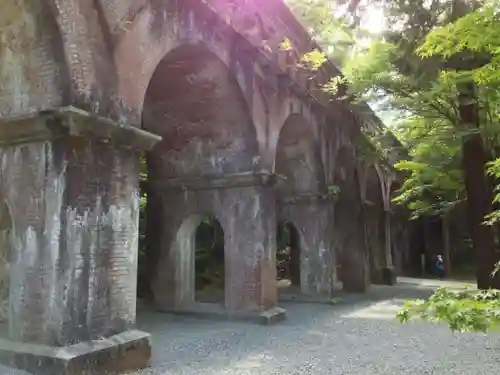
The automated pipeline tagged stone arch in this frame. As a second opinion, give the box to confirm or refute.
[142,43,259,179]
[0,199,13,323]
[140,42,263,313]
[113,3,257,124]
[170,213,227,307]
[274,114,325,195]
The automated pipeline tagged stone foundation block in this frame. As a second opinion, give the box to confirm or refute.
[156,302,287,325]
[257,307,287,325]
[376,267,397,286]
[382,266,397,285]
[0,330,151,375]
[371,267,397,286]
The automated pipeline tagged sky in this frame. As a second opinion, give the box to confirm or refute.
[360,6,386,34]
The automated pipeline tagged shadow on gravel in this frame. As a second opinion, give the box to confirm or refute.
[0,279,488,375]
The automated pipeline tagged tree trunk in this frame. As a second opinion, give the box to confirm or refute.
[459,82,499,289]
[442,214,451,277]
[384,209,393,268]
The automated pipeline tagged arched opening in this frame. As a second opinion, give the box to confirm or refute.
[276,221,301,291]
[142,44,258,178]
[274,114,324,195]
[274,114,324,296]
[0,200,12,328]
[136,155,151,301]
[139,44,257,309]
[194,215,225,304]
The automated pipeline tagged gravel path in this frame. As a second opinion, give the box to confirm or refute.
[1,279,499,375]
[132,280,500,375]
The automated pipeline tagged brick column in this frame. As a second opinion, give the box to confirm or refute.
[0,107,161,375]
[364,201,386,284]
[277,193,336,298]
[336,188,370,293]
[150,171,286,324]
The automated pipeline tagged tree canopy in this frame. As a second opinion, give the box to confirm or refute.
[283,0,500,332]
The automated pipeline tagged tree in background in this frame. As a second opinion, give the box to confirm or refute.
[392,115,465,276]
[285,0,500,288]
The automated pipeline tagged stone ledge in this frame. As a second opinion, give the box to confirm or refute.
[278,192,337,205]
[0,111,65,147]
[0,329,151,375]
[257,307,287,325]
[0,106,162,151]
[155,302,287,325]
[153,171,286,191]
[279,293,338,305]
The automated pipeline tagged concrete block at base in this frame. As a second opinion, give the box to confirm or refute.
[258,307,287,325]
[155,302,287,325]
[381,267,397,285]
[0,330,151,375]
[371,267,397,286]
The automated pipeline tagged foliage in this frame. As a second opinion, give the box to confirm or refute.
[285,0,359,65]
[418,1,500,85]
[284,0,500,322]
[392,116,465,218]
[397,286,500,332]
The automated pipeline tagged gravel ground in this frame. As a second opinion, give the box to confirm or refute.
[1,279,499,375]
[132,280,500,375]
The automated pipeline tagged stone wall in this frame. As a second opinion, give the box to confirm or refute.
[0,0,66,117]
[0,1,379,367]
[0,131,139,345]
[278,197,335,296]
[142,44,258,178]
[150,173,277,314]
[0,201,12,323]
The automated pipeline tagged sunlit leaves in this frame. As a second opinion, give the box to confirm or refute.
[397,286,500,333]
[419,2,500,85]
[322,75,348,96]
[299,49,328,70]
[285,0,357,64]
[279,38,293,51]
[419,4,500,59]
[484,158,500,225]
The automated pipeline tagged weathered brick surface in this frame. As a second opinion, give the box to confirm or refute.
[0,3,387,374]
[274,113,336,297]
[0,0,66,117]
[0,201,12,323]
[0,140,65,344]
[143,45,259,177]
[334,142,371,293]
[0,129,140,347]
[150,178,277,314]
[275,113,325,196]
[61,138,139,344]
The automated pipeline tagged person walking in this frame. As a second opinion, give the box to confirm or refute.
[435,254,445,280]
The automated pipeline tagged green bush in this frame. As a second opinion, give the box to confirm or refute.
[397,287,500,332]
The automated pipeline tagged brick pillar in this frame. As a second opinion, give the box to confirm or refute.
[336,186,370,293]
[150,171,286,324]
[365,202,386,284]
[277,193,336,298]
[0,107,161,375]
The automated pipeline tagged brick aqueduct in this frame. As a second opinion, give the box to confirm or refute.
[0,0,409,374]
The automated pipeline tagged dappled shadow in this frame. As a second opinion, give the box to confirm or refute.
[130,278,500,375]
[2,279,493,375]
